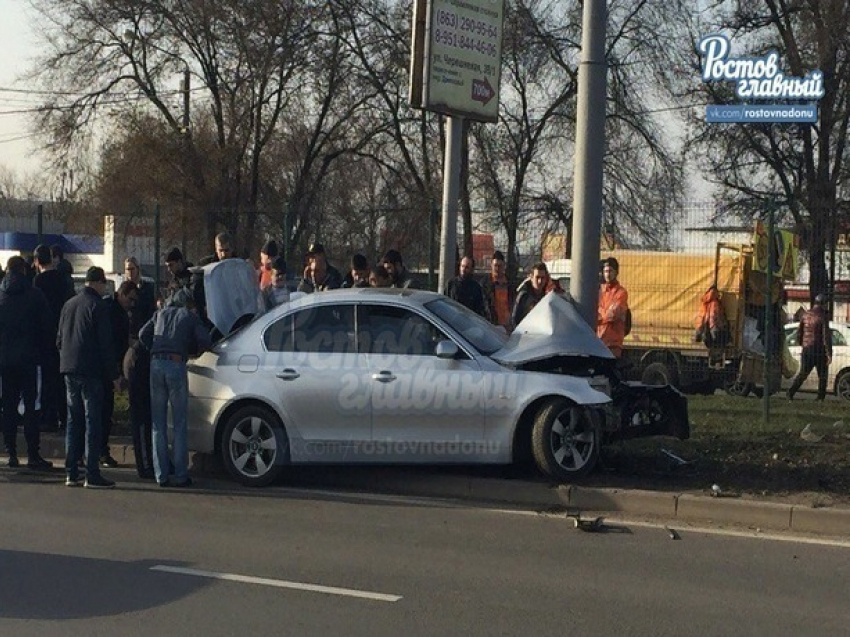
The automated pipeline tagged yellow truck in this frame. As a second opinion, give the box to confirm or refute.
[547,242,788,395]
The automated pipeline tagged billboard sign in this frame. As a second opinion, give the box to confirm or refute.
[409,0,504,122]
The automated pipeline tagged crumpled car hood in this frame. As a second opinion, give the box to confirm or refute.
[199,259,261,335]
[491,293,614,365]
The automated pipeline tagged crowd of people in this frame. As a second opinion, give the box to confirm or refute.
[0,234,638,490]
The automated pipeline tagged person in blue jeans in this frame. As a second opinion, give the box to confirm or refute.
[139,287,211,487]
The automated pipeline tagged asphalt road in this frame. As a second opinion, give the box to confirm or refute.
[1,467,849,636]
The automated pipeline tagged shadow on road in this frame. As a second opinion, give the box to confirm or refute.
[0,552,207,620]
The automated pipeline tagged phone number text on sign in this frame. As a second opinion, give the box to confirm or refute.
[436,9,499,39]
[433,28,498,57]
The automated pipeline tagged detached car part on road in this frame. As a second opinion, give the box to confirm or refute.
[187,260,689,486]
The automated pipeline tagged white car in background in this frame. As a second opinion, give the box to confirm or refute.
[783,322,850,401]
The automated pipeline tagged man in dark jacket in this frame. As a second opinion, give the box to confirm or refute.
[140,288,212,487]
[123,257,156,478]
[0,256,53,469]
[163,246,194,306]
[381,249,420,289]
[51,244,75,299]
[57,266,118,489]
[787,294,832,401]
[298,243,343,293]
[33,244,75,432]
[512,262,561,326]
[445,256,486,316]
[95,281,137,468]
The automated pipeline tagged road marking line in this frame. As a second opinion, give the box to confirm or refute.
[150,565,402,602]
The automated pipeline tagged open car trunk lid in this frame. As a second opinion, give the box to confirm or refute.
[198,259,261,336]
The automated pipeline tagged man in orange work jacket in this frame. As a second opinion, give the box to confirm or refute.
[597,257,629,358]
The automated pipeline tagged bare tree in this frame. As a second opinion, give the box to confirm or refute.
[28,0,319,254]
[470,0,686,280]
[681,0,850,301]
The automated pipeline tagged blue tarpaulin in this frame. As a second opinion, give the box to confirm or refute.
[0,232,103,254]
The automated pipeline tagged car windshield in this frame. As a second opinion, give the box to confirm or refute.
[424,297,508,355]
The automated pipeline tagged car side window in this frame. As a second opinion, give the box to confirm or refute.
[832,329,847,347]
[360,305,453,357]
[264,305,356,353]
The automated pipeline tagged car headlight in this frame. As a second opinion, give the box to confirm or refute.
[588,375,611,397]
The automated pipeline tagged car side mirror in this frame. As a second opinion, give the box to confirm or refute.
[435,340,459,359]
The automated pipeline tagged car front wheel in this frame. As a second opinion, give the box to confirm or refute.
[723,378,753,397]
[221,405,288,487]
[531,398,600,481]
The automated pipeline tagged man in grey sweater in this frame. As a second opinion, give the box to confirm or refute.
[139,288,212,487]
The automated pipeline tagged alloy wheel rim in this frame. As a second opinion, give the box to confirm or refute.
[549,407,594,471]
[229,416,278,477]
[838,375,850,401]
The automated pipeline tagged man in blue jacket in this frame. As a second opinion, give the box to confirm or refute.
[57,266,118,488]
[139,288,212,487]
[0,256,53,469]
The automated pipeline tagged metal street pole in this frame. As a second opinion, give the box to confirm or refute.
[763,201,775,427]
[429,198,438,291]
[569,0,607,328]
[438,116,463,293]
[180,69,191,257]
[154,201,161,300]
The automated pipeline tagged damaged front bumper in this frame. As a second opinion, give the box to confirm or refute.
[606,381,691,442]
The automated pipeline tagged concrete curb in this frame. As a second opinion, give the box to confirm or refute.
[25,433,850,538]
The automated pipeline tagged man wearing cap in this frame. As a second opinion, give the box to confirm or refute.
[0,256,53,470]
[298,243,342,293]
[57,266,119,488]
[139,288,212,487]
[597,257,629,358]
[381,249,420,289]
[343,253,370,288]
[163,246,194,306]
[787,294,832,401]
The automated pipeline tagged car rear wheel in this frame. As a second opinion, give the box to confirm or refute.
[221,405,288,487]
[531,398,599,481]
[836,370,850,402]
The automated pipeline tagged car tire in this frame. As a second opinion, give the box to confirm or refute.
[641,361,679,387]
[221,405,288,487]
[531,398,600,481]
[836,370,850,402]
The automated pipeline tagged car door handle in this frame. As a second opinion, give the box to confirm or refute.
[276,368,300,381]
[372,371,397,383]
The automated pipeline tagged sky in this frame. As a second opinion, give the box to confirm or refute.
[0,0,715,202]
[0,0,43,176]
